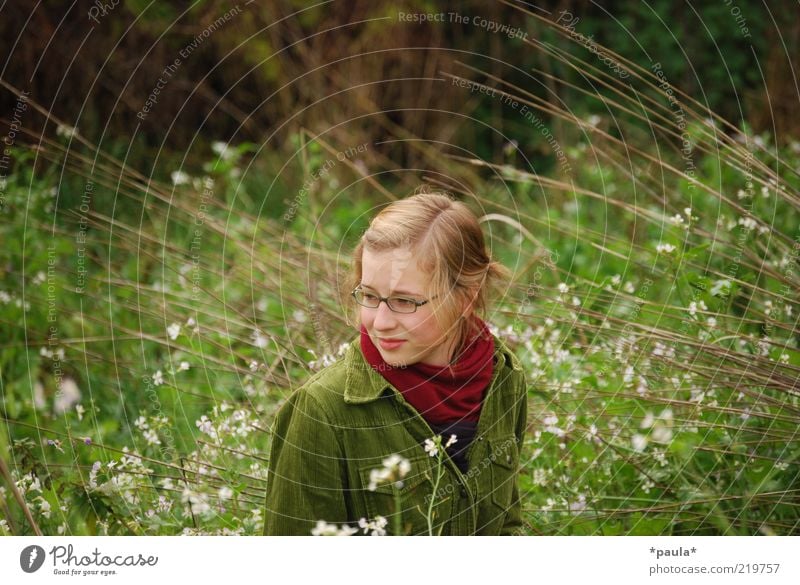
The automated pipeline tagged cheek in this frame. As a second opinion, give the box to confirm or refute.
[405,314,439,340]
[360,307,372,328]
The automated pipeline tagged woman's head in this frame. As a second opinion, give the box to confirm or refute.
[348,189,509,367]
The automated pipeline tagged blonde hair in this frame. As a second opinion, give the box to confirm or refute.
[346,188,510,361]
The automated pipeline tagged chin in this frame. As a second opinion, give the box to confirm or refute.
[380,353,407,368]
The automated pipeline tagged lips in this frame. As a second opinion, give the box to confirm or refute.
[378,338,406,350]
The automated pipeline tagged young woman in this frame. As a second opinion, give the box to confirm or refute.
[263,191,528,535]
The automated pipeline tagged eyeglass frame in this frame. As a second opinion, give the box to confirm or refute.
[350,286,437,314]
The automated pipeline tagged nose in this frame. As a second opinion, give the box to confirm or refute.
[371,300,398,331]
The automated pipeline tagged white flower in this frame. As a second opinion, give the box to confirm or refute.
[75,404,85,421]
[651,341,675,359]
[134,416,148,430]
[292,310,307,323]
[37,497,52,518]
[143,428,161,446]
[710,280,731,297]
[542,414,563,437]
[688,301,698,317]
[88,461,101,489]
[445,434,458,448]
[533,468,549,487]
[212,142,237,163]
[195,415,215,436]
[54,377,82,414]
[652,426,673,443]
[623,366,635,384]
[558,282,570,294]
[21,473,42,494]
[218,486,234,501]
[152,370,164,386]
[368,454,411,491]
[178,361,190,372]
[367,469,382,491]
[252,330,268,349]
[656,243,676,254]
[156,495,172,513]
[357,516,388,536]
[684,207,692,217]
[167,323,181,340]
[170,171,190,186]
[424,438,439,457]
[56,124,77,139]
[738,216,757,230]
[181,487,211,516]
[568,494,587,514]
[631,434,648,452]
[311,520,357,536]
[385,454,411,478]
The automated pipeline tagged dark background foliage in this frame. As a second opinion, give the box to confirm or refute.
[1,0,793,170]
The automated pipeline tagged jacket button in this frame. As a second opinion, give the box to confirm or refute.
[506,454,512,464]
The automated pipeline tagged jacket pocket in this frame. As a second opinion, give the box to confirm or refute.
[358,454,451,535]
[488,436,519,509]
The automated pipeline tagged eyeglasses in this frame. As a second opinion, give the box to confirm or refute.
[351,286,433,314]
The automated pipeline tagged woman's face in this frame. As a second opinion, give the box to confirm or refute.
[359,247,464,367]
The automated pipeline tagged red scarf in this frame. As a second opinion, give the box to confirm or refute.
[360,319,494,424]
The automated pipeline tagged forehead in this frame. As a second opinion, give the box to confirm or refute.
[360,247,428,295]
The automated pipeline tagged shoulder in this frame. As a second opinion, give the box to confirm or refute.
[492,333,525,382]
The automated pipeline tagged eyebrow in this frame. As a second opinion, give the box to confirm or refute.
[359,283,423,297]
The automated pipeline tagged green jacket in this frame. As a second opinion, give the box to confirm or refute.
[262,334,528,536]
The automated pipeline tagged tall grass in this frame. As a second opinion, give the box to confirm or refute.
[0,5,798,535]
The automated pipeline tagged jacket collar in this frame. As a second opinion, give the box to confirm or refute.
[343,333,520,405]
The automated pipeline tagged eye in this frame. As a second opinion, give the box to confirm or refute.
[362,292,379,302]
[391,297,417,310]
